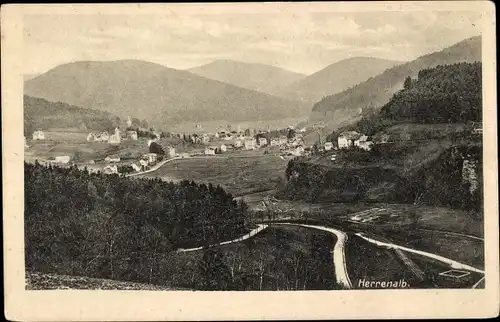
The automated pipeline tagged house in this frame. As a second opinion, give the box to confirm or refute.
[87,131,110,142]
[269,138,280,146]
[108,128,121,144]
[220,144,227,152]
[103,165,118,175]
[54,155,71,164]
[126,131,138,140]
[139,159,149,167]
[244,138,257,150]
[32,130,45,140]
[338,136,351,149]
[179,152,190,158]
[354,135,374,151]
[234,140,243,148]
[143,153,157,164]
[324,142,334,151]
[131,163,141,172]
[258,137,268,146]
[294,145,305,156]
[338,131,361,149]
[278,136,288,145]
[105,154,121,163]
[149,141,175,157]
[88,160,95,164]
[204,147,216,155]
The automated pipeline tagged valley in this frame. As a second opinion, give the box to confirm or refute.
[23,35,485,292]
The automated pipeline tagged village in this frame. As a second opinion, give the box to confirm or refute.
[24,117,384,177]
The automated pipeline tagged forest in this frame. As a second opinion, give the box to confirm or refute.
[25,162,249,285]
[326,62,482,138]
[379,62,482,123]
[23,95,120,135]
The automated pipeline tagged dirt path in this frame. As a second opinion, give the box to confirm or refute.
[176,224,269,252]
[355,232,485,274]
[273,223,353,289]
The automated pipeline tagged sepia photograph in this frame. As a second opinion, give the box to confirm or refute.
[2,2,498,320]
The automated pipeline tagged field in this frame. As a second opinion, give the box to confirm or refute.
[136,153,288,197]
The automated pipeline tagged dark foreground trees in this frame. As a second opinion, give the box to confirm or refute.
[25,162,248,285]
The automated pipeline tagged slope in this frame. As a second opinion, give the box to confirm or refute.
[282,57,403,103]
[188,59,306,97]
[310,36,482,130]
[24,60,309,129]
[24,95,120,135]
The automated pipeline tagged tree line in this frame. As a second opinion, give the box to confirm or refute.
[25,162,249,285]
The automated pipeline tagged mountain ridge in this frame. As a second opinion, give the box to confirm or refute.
[24,59,310,129]
[188,59,306,96]
[309,36,482,130]
[282,57,404,103]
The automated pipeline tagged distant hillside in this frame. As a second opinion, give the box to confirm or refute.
[24,73,39,82]
[310,36,482,130]
[24,95,120,135]
[188,59,306,96]
[25,60,309,129]
[24,60,309,127]
[282,57,403,103]
[330,62,482,138]
[380,62,481,123]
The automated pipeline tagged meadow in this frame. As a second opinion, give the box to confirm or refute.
[137,154,288,197]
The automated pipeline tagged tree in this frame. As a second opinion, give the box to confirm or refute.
[403,76,412,89]
[198,248,232,290]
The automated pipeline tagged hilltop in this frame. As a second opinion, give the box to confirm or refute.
[309,36,482,131]
[24,60,309,130]
[24,95,120,135]
[282,57,403,103]
[188,59,306,97]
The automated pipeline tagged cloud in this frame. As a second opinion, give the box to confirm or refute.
[23,11,483,75]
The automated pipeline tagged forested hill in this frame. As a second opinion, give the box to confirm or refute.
[380,62,481,123]
[25,162,248,286]
[24,95,120,135]
[309,36,482,130]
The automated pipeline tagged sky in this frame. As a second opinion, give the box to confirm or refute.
[23,10,482,75]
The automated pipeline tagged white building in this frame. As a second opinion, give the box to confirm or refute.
[131,163,141,172]
[234,140,243,148]
[108,128,121,144]
[54,155,71,164]
[338,136,351,149]
[244,138,257,150]
[143,153,157,164]
[270,138,280,146]
[126,131,138,140]
[32,130,45,141]
[87,131,110,142]
[204,147,216,155]
[258,137,268,146]
[355,135,373,151]
[139,159,149,167]
[105,155,121,163]
[294,145,305,156]
[103,165,118,175]
[324,142,334,151]
[220,144,227,152]
[166,146,176,158]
